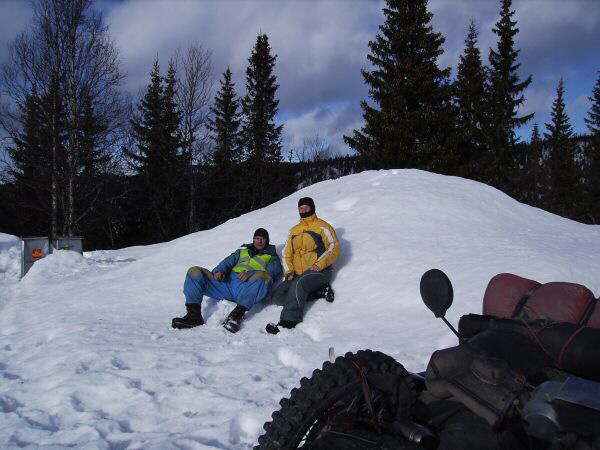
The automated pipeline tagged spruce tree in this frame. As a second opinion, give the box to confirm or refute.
[78,93,109,179]
[208,68,242,168]
[584,71,600,222]
[8,92,53,232]
[129,60,164,176]
[240,33,283,208]
[454,19,488,179]
[585,71,600,135]
[344,0,453,171]
[486,0,533,189]
[207,67,243,219]
[522,123,543,205]
[8,82,70,237]
[10,93,47,187]
[162,61,183,165]
[76,93,110,217]
[544,78,579,217]
[128,59,183,242]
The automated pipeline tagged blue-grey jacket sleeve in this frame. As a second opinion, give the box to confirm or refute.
[213,249,240,274]
[267,253,283,283]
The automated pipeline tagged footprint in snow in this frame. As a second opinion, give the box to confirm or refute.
[75,362,89,374]
[111,357,130,370]
[0,394,23,413]
[150,332,164,341]
[70,394,85,412]
[0,363,22,381]
[127,378,155,397]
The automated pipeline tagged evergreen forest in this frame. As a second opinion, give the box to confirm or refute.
[1,0,599,250]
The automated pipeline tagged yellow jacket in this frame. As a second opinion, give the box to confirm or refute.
[282,214,340,276]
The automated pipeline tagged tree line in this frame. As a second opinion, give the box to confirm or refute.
[1,0,599,252]
[345,0,600,224]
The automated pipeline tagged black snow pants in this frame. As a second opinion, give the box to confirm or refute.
[271,268,332,323]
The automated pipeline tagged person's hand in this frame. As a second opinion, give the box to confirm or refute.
[214,271,225,281]
[311,264,320,272]
[286,273,296,281]
[237,271,250,282]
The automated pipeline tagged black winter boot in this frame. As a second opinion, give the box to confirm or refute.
[310,284,335,303]
[223,304,247,333]
[172,304,204,329]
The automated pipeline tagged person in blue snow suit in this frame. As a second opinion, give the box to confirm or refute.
[171,228,282,333]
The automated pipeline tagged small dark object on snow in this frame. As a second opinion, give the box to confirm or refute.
[265,323,280,334]
[265,320,298,334]
[172,304,204,329]
[223,304,247,333]
[310,283,335,302]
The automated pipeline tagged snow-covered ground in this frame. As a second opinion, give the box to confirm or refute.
[1,169,599,449]
[0,233,21,281]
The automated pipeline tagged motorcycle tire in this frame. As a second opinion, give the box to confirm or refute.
[255,349,417,449]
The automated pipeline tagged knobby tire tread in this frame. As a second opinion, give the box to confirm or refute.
[255,350,410,450]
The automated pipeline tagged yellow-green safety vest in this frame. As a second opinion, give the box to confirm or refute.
[232,248,272,273]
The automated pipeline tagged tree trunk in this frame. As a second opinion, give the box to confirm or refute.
[67,164,74,235]
[51,130,58,243]
[188,154,197,233]
[51,84,59,243]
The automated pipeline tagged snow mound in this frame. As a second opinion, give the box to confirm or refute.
[0,233,20,281]
[1,169,599,448]
[21,250,92,283]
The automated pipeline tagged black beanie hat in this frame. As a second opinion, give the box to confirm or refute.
[298,197,315,214]
[253,227,269,245]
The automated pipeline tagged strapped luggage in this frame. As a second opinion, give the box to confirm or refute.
[482,273,598,328]
[470,273,600,381]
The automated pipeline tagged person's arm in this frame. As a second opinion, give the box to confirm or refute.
[266,253,283,283]
[213,249,240,278]
[282,231,295,278]
[313,222,340,271]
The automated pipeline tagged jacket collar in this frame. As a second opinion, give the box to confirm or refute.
[299,214,318,226]
[244,243,276,256]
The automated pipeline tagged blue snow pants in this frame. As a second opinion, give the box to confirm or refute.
[183,266,271,310]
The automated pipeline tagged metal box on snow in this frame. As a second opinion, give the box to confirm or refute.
[53,236,83,254]
[21,236,50,278]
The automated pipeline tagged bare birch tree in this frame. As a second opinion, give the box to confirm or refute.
[1,0,126,240]
[172,43,213,232]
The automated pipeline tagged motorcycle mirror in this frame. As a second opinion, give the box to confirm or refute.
[420,269,453,318]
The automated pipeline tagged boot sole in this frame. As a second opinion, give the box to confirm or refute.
[325,288,335,303]
[223,322,241,333]
[172,320,204,329]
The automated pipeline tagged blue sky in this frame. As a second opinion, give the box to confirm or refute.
[1,0,599,156]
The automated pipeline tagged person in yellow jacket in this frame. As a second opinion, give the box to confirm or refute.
[266,197,340,334]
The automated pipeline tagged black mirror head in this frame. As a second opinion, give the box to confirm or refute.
[420,269,453,318]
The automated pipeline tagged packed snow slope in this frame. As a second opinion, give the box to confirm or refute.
[1,169,600,449]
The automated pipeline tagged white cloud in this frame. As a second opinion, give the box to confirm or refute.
[105,0,379,107]
[284,103,362,156]
[1,0,597,151]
